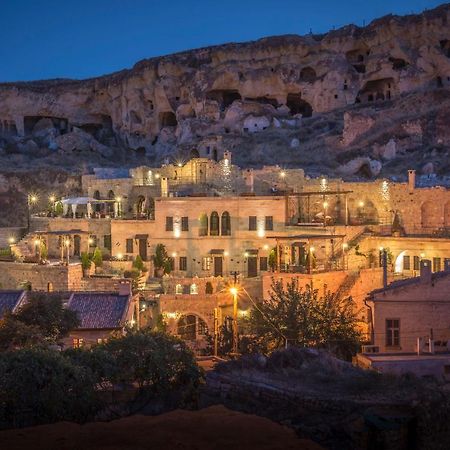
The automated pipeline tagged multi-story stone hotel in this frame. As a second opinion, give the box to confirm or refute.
[2,152,450,353]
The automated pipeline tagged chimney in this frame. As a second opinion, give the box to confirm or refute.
[408,170,416,192]
[118,280,132,296]
[161,177,169,197]
[223,150,232,165]
[245,169,254,193]
[420,259,432,284]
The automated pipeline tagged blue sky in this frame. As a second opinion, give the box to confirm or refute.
[0,0,443,81]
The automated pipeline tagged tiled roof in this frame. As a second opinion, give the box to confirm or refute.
[67,293,130,329]
[0,291,25,319]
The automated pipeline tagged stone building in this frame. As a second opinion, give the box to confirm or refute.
[3,155,450,346]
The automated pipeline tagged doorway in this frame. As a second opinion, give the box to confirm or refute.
[247,257,258,278]
[73,235,81,257]
[138,238,148,261]
[214,256,223,277]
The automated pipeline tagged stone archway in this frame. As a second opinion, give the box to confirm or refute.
[177,314,208,341]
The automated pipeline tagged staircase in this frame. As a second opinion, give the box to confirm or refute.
[335,271,360,299]
[10,233,36,260]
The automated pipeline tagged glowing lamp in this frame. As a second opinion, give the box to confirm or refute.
[230,287,238,296]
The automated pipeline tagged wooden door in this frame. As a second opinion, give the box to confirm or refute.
[139,239,148,261]
[214,256,223,277]
[247,256,258,278]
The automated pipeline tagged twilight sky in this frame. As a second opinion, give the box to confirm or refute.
[0,0,442,82]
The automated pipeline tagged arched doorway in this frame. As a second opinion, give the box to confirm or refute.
[73,235,81,257]
[107,190,115,216]
[136,195,146,217]
[177,314,208,341]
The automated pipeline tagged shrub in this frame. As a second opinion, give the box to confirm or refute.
[92,247,103,268]
[81,252,91,271]
[0,349,100,426]
[132,255,146,272]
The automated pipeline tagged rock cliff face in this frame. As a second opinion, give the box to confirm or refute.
[0,4,450,171]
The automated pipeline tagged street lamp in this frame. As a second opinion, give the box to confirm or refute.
[27,194,38,232]
[230,286,239,355]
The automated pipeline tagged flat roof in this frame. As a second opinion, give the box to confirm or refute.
[360,353,450,362]
[289,190,353,196]
[267,234,346,240]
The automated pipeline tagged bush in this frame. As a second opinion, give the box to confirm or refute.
[0,349,100,426]
[132,255,147,272]
[92,247,103,268]
[81,252,92,271]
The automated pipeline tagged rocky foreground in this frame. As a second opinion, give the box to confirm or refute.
[0,405,320,450]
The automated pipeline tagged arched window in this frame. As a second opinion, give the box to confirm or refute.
[190,283,198,295]
[210,211,219,236]
[175,284,183,295]
[221,211,231,236]
[199,213,208,236]
[93,190,101,212]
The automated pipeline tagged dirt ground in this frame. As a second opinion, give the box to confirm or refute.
[0,405,322,450]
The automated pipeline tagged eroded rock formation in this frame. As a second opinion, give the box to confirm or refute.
[0,4,449,172]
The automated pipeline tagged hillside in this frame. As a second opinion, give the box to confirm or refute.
[0,4,449,180]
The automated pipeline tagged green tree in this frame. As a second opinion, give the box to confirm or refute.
[92,247,103,268]
[152,244,171,276]
[132,254,147,272]
[81,252,92,271]
[0,349,100,426]
[246,279,362,359]
[268,247,277,271]
[0,293,80,350]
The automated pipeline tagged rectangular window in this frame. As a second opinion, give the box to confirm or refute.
[386,319,400,347]
[166,216,174,231]
[433,257,441,272]
[103,235,112,251]
[72,338,84,349]
[202,257,211,271]
[413,256,420,271]
[126,239,134,254]
[181,216,189,231]
[445,258,450,271]
[168,257,175,271]
[179,256,187,271]
[403,255,410,270]
[265,216,274,231]
[249,216,257,231]
[260,256,268,271]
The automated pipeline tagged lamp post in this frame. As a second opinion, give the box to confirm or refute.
[27,194,37,232]
[323,200,329,228]
[230,286,239,355]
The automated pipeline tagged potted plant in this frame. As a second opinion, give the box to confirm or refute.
[81,252,92,277]
[92,247,103,274]
[152,244,171,277]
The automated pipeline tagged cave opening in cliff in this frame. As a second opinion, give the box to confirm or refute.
[159,112,178,128]
[346,48,369,74]
[357,78,394,103]
[244,97,279,108]
[206,90,241,111]
[299,67,317,82]
[23,116,68,136]
[286,94,313,117]
[390,57,408,71]
[440,40,450,57]
[0,120,18,137]
[190,148,200,158]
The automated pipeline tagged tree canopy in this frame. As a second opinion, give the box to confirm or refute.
[246,278,362,359]
[0,293,79,350]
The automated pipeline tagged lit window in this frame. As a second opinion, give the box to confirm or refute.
[202,257,211,271]
[72,338,84,349]
[175,284,183,295]
[190,283,198,295]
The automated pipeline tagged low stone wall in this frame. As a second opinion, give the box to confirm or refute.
[0,261,82,291]
[0,227,25,247]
